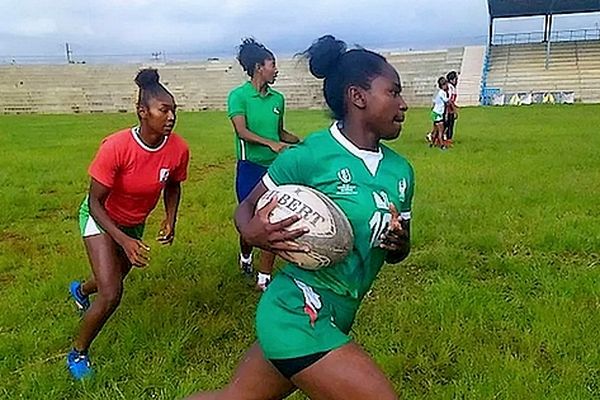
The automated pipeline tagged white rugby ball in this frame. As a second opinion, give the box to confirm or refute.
[256,184,354,270]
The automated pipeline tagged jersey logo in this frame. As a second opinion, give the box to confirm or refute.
[398,178,407,202]
[337,168,352,184]
[336,168,357,195]
[159,168,170,183]
[294,279,322,327]
[273,107,280,115]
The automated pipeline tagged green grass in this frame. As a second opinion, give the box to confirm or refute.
[1,105,599,399]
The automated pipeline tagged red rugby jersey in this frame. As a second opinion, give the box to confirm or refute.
[88,127,190,227]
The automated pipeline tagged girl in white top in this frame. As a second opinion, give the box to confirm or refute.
[427,76,448,149]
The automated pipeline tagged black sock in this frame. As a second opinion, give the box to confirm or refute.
[73,347,88,355]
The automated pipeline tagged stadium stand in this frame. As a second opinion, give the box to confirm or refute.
[482,0,600,104]
[486,40,600,103]
[0,48,468,114]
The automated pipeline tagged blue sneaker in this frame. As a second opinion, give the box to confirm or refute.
[69,281,90,312]
[67,349,93,380]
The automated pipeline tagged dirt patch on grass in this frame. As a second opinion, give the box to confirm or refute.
[187,162,231,183]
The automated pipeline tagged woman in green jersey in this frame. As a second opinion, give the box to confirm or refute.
[228,38,300,291]
[188,35,414,400]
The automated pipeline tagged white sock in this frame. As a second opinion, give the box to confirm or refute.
[257,272,271,285]
[240,253,252,263]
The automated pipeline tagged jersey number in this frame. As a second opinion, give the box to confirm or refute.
[369,211,392,248]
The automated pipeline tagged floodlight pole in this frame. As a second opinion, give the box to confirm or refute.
[65,42,73,64]
[545,14,553,70]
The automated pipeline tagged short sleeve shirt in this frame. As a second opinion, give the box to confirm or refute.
[89,127,190,226]
[432,89,448,115]
[227,81,284,167]
[447,83,457,103]
[262,123,415,300]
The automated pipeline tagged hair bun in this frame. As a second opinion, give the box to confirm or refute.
[134,68,160,88]
[305,35,346,79]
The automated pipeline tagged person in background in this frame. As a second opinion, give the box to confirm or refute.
[67,69,190,380]
[444,70,459,145]
[227,38,300,291]
[427,76,449,150]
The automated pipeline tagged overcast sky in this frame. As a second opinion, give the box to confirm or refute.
[1,0,599,63]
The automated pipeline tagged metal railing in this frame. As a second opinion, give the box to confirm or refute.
[493,28,600,46]
[479,45,492,105]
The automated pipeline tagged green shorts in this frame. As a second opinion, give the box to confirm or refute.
[430,111,444,123]
[78,196,144,240]
[256,272,360,360]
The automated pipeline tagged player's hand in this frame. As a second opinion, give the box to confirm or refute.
[157,219,174,245]
[121,237,151,267]
[242,196,309,253]
[269,142,288,153]
[379,203,409,251]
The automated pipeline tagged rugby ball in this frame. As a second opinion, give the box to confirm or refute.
[256,184,354,270]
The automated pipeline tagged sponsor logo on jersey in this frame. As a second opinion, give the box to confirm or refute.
[273,107,281,115]
[159,168,170,183]
[336,168,357,195]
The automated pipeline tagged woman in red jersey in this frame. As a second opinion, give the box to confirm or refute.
[66,69,190,380]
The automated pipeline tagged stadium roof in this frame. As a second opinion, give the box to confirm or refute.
[488,0,600,19]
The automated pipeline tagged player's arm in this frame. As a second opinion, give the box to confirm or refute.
[234,182,308,252]
[231,116,286,153]
[448,93,458,113]
[452,99,459,111]
[279,118,300,144]
[88,179,149,266]
[279,128,300,144]
[158,180,181,245]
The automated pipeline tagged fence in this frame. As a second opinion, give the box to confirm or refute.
[492,28,600,46]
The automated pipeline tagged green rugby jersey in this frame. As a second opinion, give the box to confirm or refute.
[263,123,415,300]
[227,81,285,167]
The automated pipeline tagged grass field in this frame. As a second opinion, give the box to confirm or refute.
[1,105,599,399]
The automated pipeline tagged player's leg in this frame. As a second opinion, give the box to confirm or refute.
[443,113,450,144]
[236,160,271,286]
[74,225,137,304]
[236,160,257,275]
[73,234,130,352]
[431,121,439,146]
[291,342,397,400]
[80,278,97,297]
[68,233,130,379]
[435,121,445,148]
[70,198,99,309]
[185,342,296,400]
[447,112,455,142]
[426,112,434,145]
[256,250,276,291]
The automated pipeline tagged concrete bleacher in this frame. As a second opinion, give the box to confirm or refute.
[486,40,600,103]
[0,47,469,114]
[456,46,486,106]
